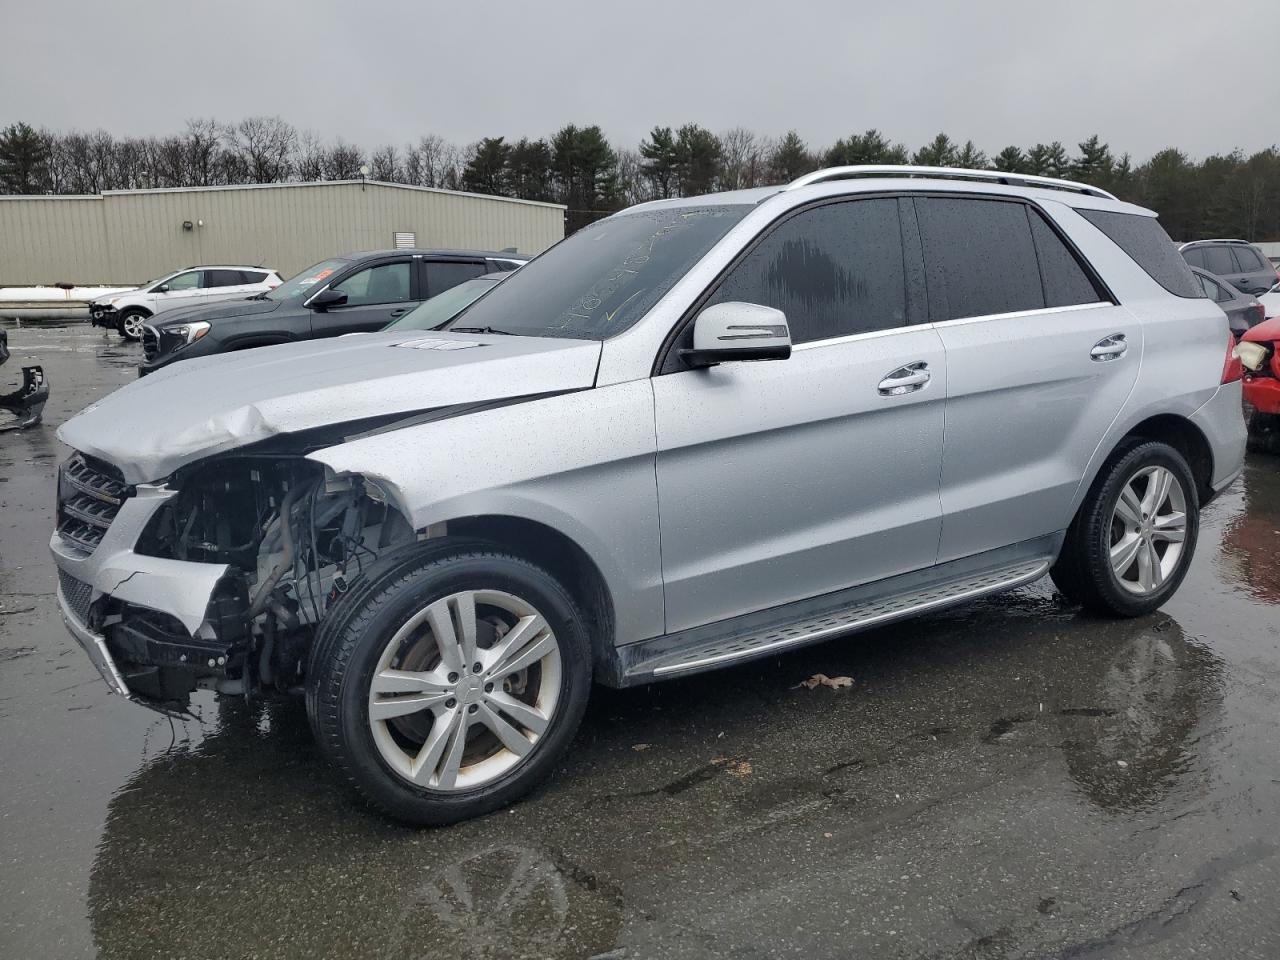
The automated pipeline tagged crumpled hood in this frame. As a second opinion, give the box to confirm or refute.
[152,297,283,326]
[59,331,602,483]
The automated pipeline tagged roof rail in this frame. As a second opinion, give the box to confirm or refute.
[785,165,1118,201]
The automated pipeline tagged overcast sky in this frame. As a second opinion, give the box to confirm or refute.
[3,0,1276,161]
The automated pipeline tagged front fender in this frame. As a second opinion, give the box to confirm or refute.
[308,380,665,645]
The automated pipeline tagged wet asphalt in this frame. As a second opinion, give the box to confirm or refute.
[2,320,1280,959]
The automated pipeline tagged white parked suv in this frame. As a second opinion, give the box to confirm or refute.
[89,266,282,340]
[53,166,1245,825]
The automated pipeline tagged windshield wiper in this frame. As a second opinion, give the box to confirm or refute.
[449,325,515,336]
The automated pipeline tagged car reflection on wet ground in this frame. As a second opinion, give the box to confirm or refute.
[3,320,1280,959]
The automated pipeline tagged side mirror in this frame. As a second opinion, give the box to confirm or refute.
[680,302,791,368]
[157,284,170,293]
[309,288,348,311]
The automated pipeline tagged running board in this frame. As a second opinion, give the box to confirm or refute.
[617,556,1051,684]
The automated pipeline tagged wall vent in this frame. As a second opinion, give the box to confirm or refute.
[393,231,415,249]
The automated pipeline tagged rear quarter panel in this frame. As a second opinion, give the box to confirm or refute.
[1045,201,1237,510]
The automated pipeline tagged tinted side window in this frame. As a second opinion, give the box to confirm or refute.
[333,262,411,306]
[206,269,243,287]
[1202,246,1236,276]
[916,197,1044,321]
[704,198,907,344]
[1078,210,1201,298]
[425,261,486,297]
[1026,209,1105,307]
[1232,246,1264,272]
[240,270,268,284]
[1182,248,1207,269]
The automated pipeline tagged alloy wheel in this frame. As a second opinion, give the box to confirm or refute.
[1108,465,1188,595]
[367,589,562,791]
[122,315,145,339]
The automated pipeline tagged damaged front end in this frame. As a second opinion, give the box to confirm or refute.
[1238,320,1280,454]
[0,329,49,430]
[52,449,413,712]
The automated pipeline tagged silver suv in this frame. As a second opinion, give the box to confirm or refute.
[51,166,1246,825]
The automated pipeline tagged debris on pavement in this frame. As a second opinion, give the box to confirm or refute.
[798,673,855,690]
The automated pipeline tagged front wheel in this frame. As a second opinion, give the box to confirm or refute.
[1051,441,1199,617]
[307,544,592,826]
[117,309,149,341]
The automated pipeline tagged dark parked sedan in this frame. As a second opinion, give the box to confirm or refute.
[1190,265,1264,335]
[139,249,525,374]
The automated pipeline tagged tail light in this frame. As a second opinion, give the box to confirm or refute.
[1223,332,1243,384]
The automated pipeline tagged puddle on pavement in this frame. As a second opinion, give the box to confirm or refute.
[6,324,1280,959]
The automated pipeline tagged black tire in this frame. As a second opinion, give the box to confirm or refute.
[306,541,593,826]
[117,308,150,341]
[1246,410,1280,455]
[1050,440,1199,618]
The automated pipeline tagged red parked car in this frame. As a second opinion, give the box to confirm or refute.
[1238,314,1280,452]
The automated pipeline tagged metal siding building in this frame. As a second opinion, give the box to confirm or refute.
[0,181,565,285]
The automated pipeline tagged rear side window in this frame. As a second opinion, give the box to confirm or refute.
[915,197,1044,321]
[425,260,486,297]
[1181,248,1207,269]
[1232,246,1265,272]
[240,270,268,284]
[1078,210,1201,298]
[1197,274,1231,303]
[1026,210,1106,307]
[206,269,243,287]
[1201,246,1236,276]
[704,197,907,344]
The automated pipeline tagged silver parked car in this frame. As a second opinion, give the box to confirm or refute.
[51,165,1246,825]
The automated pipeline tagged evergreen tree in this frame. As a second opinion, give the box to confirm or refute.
[823,129,907,166]
[0,122,51,193]
[912,133,958,167]
[505,138,553,202]
[768,131,814,183]
[639,126,678,199]
[993,145,1028,173]
[462,137,511,196]
[673,123,722,196]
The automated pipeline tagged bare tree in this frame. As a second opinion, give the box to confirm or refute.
[410,134,464,188]
[294,129,325,182]
[369,144,401,182]
[614,147,651,205]
[225,116,296,183]
[718,127,765,190]
[323,140,365,180]
[183,118,222,186]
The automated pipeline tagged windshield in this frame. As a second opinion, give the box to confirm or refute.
[266,258,350,301]
[384,276,501,331]
[140,271,177,292]
[441,205,751,340]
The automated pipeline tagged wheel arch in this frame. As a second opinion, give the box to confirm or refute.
[442,514,618,671]
[1083,413,1215,509]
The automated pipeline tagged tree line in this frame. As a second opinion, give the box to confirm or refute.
[0,117,1277,240]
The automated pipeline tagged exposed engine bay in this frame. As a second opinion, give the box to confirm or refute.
[0,328,50,430]
[97,455,415,709]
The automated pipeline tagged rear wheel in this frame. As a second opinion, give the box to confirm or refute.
[117,309,149,341]
[1051,441,1199,617]
[307,544,592,825]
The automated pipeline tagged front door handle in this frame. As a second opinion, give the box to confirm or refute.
[388,307,409,318]
[878,362,931,396]
[1090,333,1128,361]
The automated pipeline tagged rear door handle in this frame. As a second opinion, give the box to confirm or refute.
[878,362,931,396]
[1090,333,1128,361]
[388,307,409,318]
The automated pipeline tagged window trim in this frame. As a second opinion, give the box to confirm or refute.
[652,191,914,375]
[652,189,1116,375]
[910,193,1114,324]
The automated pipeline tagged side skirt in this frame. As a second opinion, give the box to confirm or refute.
[603,533,1063,687]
